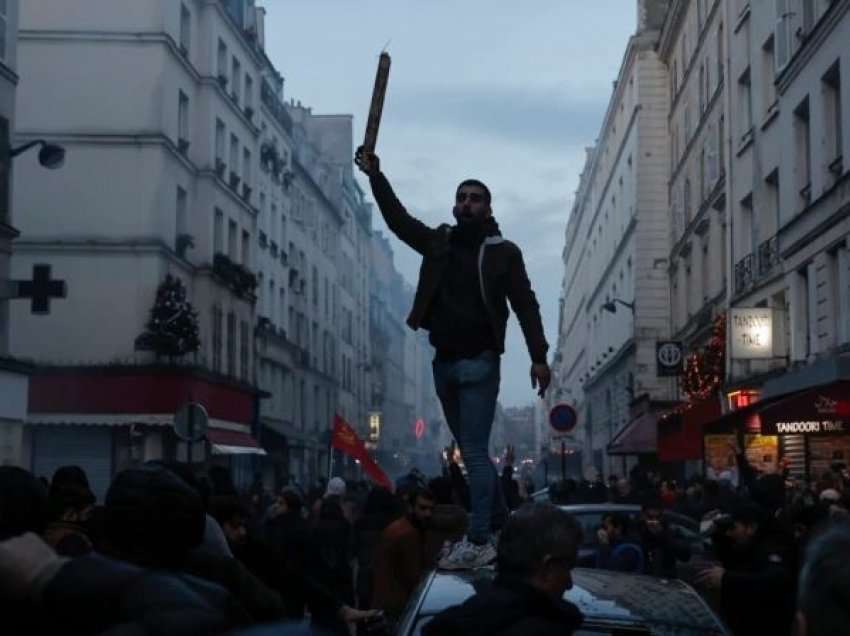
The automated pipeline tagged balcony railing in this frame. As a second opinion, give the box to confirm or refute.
[734,253,754,295]
[757,235,779,278]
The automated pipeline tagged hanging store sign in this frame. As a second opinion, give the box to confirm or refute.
[656,341,684,376]
[730,308,773,359]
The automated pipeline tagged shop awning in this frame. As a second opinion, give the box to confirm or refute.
[607,411,657,455]
[207,429,267,455]
[658,399,722,461]
[754,381,850,435]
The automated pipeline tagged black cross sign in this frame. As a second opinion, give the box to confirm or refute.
[16,264,67,314]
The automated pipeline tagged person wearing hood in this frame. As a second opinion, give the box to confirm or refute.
[356,147,550,568]
[424,503,584,636]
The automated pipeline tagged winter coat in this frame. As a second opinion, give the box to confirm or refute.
[368,172,548,363]
[423,577,583,636]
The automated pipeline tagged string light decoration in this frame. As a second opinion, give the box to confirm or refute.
[682,312,726,402]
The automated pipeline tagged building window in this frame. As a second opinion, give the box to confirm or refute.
[241,229,250,266]
[212,305,223,372]
[823,61,843,172]
[215,119,225,166]
[217,39,227,79]
[243,148,251,189]
[762,36,777,119]
[279,288,286,330]
[213,208,224,254]
[179,4,191,54]
[0,1,8,61]
[738,67,753,139]
[716,23,724,85]
[312,265,319,307]
[226,312,236,377]
[230,134,239,177]
[178,91,190,146]
[244,75,253,111]
[794,96,811,208]
[268,279,275,322]
[228,219,237,260]
[775,0,791,72]
[280,215,287,249]
[240,320,250,380]
[231,57,241,103]
[176,187,188,253]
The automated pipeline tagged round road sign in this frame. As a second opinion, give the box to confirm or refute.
[549,403,578,434]
[174,402,209,442]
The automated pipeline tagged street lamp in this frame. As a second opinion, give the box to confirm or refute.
[11,139,66,170]
[602,298,635,314]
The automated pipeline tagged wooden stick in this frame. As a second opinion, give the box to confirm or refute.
[363,52,391,153]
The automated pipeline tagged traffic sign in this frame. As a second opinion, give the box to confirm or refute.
[549,403,578,434]
[174,402,209,442]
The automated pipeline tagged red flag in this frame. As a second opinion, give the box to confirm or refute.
[331,415,393,490]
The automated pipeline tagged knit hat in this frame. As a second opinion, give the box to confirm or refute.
[325,477,346,498]
[820,488,841,503]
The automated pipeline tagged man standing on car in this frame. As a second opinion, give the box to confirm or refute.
[355,148,550,568]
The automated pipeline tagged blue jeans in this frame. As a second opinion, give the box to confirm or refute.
[433,350,507,543]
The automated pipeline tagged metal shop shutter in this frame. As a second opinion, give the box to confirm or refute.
[32,426,113,502]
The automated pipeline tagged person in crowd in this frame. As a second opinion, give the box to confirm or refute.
[611,477,640,505]
[423,503,584,636]
[793,522,850,636]
[426,476,470,559]
[308,496,356,634]
[637,499,691,578]
[595,512,644,573]
[372,486,437,624]
[355,486,403,609]
[0,466,242,635]
[697,501,795,636]
[44,480,95,556]
[501,465,522,511]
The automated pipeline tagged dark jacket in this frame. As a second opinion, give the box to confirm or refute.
[716,526,796,636]
[369,172,548,363]
[637,521,692,578]
[35,553,244,635]
[423,577,583,636]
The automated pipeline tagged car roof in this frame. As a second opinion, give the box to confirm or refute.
[416,568,726,633]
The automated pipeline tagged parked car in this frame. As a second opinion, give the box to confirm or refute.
[523,499,715,583]
[397,567,730,635]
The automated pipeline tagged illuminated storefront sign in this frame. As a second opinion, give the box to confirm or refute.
[368,412,381,442]
[730,308,773,359]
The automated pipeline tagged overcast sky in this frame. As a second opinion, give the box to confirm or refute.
[264,1,636,408]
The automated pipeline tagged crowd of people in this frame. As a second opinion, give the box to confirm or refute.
[1,451,849,635]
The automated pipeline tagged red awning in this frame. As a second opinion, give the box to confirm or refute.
[608,411,657,455]
[206,429,266,455]
[658,399,722,461]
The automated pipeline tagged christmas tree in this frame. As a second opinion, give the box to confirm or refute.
[138,275,200,360]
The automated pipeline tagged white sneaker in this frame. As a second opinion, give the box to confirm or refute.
[438,536,497,570]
